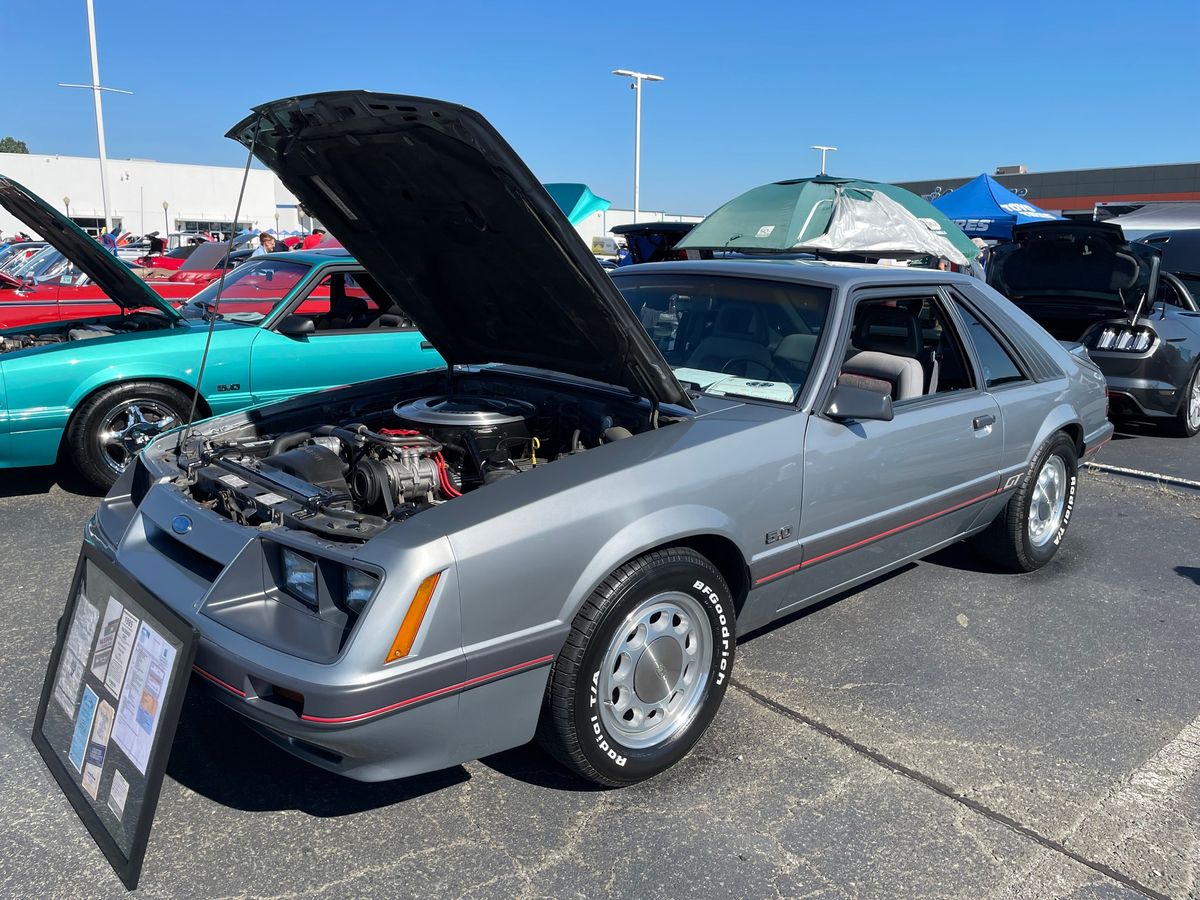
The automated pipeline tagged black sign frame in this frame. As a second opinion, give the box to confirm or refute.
[32,542,199,891]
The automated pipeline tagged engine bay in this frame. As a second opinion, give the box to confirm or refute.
[0,312,170,354]
[176,372,671,541]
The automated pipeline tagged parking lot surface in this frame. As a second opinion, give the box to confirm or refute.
[0,446,1196,899]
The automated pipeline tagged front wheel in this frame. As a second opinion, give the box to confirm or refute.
[973,431,1079,572]
[66,382,192,490]
[538,548,736,786]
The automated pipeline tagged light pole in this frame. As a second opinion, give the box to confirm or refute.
[63,196,71,221]
[612,69,664,223]
[811,145,838,175]
[58,0,131,234]
[162,201,169,236]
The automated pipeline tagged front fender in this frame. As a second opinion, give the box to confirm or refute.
[561,504,745,627]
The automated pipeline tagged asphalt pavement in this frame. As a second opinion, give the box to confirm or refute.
[0,435,1196,899]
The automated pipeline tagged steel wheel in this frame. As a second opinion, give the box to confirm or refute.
[597,591,713,750]
[96,398,178,476]
[1027,455,1067,548]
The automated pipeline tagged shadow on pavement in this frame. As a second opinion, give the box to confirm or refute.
[0,465,104,500]
[479,743,606,793]
[166,691,467,816]
[1176,566,1200,586]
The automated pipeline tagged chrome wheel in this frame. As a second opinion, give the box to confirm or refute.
[1187,370,1200,432]
[96,399,178,476]
[1028,455,1067,548]
[597,591,713,750]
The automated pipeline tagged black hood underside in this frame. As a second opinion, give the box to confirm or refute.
[226,91,689,408]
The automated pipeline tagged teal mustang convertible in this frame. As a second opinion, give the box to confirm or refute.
[0,176,441,488]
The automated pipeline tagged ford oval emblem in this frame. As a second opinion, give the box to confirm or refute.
[171,515,193,535]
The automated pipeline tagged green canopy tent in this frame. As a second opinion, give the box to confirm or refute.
[677,175,978,265]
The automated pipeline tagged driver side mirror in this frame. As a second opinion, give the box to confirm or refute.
[824,383,894,423]
[277,314,315,337]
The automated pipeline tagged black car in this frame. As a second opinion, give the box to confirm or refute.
[988,221,1200,437]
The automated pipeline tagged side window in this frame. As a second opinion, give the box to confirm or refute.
[839,296,974,404]
[298,271,415,333]
[953,301,1026,388]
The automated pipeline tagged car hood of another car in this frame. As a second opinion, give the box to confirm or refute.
[225,90,691,409]
[0,177,181,320]
[987,221,1160,315]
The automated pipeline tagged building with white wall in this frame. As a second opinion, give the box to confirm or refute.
[0,151,702,249]
[0,152,305,239]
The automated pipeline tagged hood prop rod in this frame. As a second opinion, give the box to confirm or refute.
[177,115,262,454]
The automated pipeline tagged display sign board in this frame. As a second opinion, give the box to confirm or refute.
[33,543,198,890]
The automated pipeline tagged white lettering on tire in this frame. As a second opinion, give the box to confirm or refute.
[586,576,734,766]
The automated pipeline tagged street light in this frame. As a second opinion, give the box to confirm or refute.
[58,0,131,234]
[612,69,664,223]
[162,200,169,236]
[63,196,71,221]
[811,145,838,175]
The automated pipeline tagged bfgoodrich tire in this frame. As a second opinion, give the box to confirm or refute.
[973,431,1079,573]
[67,381,192,490]
[538,548,736,786]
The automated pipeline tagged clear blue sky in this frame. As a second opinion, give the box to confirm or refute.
[7,0,1199,215]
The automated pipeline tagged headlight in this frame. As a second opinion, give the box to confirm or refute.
[343,567,380,615]
[281,548,318,609]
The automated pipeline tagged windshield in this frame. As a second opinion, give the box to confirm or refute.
[5,245,56,278]
[614,272,833,403]
[180,258,312,324]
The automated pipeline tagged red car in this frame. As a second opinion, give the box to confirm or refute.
[134,242,203,270]
[0,248,204,328]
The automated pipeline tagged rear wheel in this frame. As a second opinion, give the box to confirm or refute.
[1164,364,1200,438]
[973,432,1078,572]
[537,548,735,786]
[66,382,192,490]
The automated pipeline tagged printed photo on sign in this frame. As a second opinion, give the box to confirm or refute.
[53,597,100,716]
[107,770,130,819]
[80,699,116,800]
[103,610,140,698]
[90,597,125,680]
[68,685,99,773]
[112,622,177,775]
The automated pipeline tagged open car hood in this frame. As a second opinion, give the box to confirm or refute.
[987,221,1160,314]
[226,91,690,408]
[0,177,181,319]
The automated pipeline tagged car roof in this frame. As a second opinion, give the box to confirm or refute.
[610,257,976,290]
[261,248,356,265]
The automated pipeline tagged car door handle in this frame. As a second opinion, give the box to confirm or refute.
[973,414,996,431]
[420,340,434,350]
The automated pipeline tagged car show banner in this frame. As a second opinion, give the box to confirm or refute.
[33,543,197,890]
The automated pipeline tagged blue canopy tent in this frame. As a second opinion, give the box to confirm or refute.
[543,183,611,225]
[932,173,1060,240]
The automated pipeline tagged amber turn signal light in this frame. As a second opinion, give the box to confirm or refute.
[385,572,442,663]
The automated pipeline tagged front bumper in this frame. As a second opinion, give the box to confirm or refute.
[84,492,555,782]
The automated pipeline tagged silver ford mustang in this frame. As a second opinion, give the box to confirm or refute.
[84,92,1112,786]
